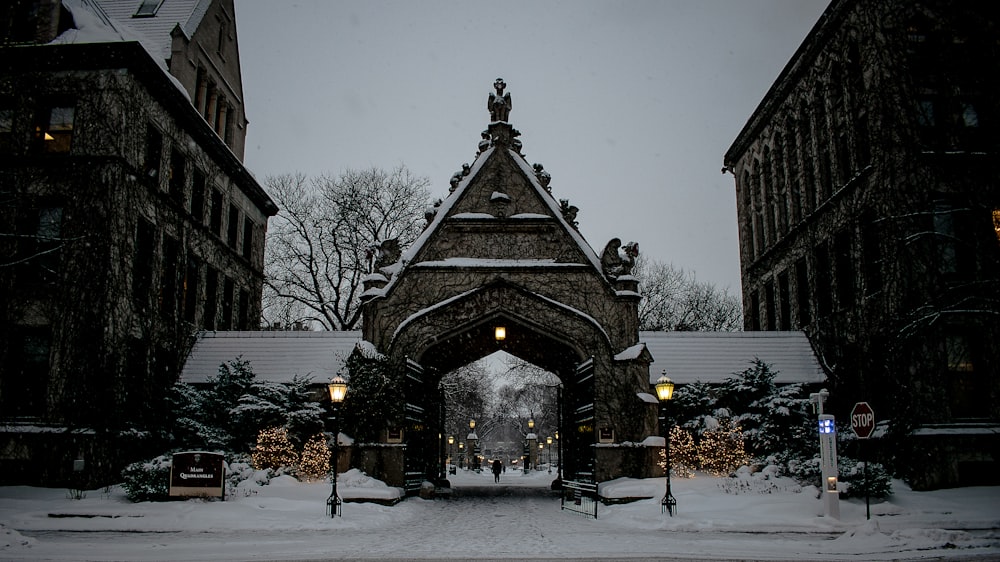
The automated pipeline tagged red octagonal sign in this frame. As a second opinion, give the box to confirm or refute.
[851,402,876,439]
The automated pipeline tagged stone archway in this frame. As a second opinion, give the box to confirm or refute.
[357,81,657,491]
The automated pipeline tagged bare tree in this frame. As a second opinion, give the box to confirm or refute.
[633,255,743,331]
[262,165,431,330]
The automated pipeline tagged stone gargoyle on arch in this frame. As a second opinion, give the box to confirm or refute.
[355,80,657,491]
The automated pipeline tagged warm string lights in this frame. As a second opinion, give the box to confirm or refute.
[251,427,298,470]
[697,418,748,476]
[298,433,331,480]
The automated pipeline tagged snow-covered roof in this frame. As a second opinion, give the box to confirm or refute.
[92,0,209,60]
[180,330,363,385]
[640,331,825,385]
[181,330,824,387]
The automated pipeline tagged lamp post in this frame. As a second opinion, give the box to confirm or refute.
[458,441,464,469]
[469,419,479,471]
[555,430,561,481]
[525,416,536,472]
[655,371,677,516]
[327,374,348,517]
[546,436,553,473]
[447,435,454,472]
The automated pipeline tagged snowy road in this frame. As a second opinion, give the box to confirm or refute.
[18,485,848,562]
[5,469,999,561]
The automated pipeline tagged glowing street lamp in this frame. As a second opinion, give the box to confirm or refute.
[327,374,348,517]
[656,371,677,516]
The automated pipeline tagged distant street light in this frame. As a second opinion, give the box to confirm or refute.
[546,436,553,473]
[327,374,348,517]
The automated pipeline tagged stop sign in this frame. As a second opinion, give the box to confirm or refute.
[851,402,876,439]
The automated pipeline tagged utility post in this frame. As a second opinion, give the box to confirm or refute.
[810,389,839,519]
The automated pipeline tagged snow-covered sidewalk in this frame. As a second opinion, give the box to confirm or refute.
[2,469,998,561]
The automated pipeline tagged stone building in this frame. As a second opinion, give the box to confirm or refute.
[724,0,998,489]
[0,0,276,485]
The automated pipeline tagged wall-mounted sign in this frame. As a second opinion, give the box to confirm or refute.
[387,428,403,443]
[169,451,225,499]
[598,427,614,443]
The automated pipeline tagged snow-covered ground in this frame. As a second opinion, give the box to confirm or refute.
[2,467,998,561]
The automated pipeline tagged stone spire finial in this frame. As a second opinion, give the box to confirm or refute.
[488,78,512,122]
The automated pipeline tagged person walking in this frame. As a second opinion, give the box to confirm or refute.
[491,459,502,483]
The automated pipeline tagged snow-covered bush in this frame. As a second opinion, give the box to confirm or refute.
[839,458,893,499]
[717,465,802,495]
[120,455,172,502]
[784,454,892,499]
[167,358,325,454]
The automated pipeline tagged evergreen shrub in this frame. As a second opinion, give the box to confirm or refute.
[120,454,172,502]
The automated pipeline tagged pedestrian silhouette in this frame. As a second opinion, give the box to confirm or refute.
[491,459,502,483]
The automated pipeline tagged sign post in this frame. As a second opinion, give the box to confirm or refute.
[169,451,225,499]
[851,402,876,520]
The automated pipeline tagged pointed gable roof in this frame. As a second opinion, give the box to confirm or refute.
[375,91,607,299]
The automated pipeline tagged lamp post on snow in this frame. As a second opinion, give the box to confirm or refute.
[655,371,677,516]
[327,374,348,517]
[546,436,553,473]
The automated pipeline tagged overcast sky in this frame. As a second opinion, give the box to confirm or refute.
[235,0,830,296]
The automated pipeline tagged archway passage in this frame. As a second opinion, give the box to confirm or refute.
[357,81,656,492]
[406,314,596,491]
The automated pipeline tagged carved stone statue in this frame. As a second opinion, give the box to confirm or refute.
[620,241,639,275]
[488,78,512,122]
[559,199,579,229]
[375,238,402,270]
[600,239,639,278]
[601,238,623,278]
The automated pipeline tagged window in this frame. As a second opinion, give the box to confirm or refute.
[33,105,74,153]
[160,235,179,319]
[0,108,12,152]
[960,102,979,127]
[934,203,958,274]
[815,245,832,318]
[764,281,776,331]
[221,276,234,329]
[183,257,200,324]
[795,258,811,325]
[132,218,155,308]
[134,0,162,17]
[191,169,206,223]
[238,288,249,330]
[168,148,185,201]
[777,270,791,331]
[209,189,223,235]
[15,206,63,289]
[226,204,239,247]
[203,267,218,330]
[0,328,51,417]
[946,334,988,418]
[749,291,761,331]
[144,124,162,181]
[834,229,855,309]
[242,217,254,259]
[862,215,883,296]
